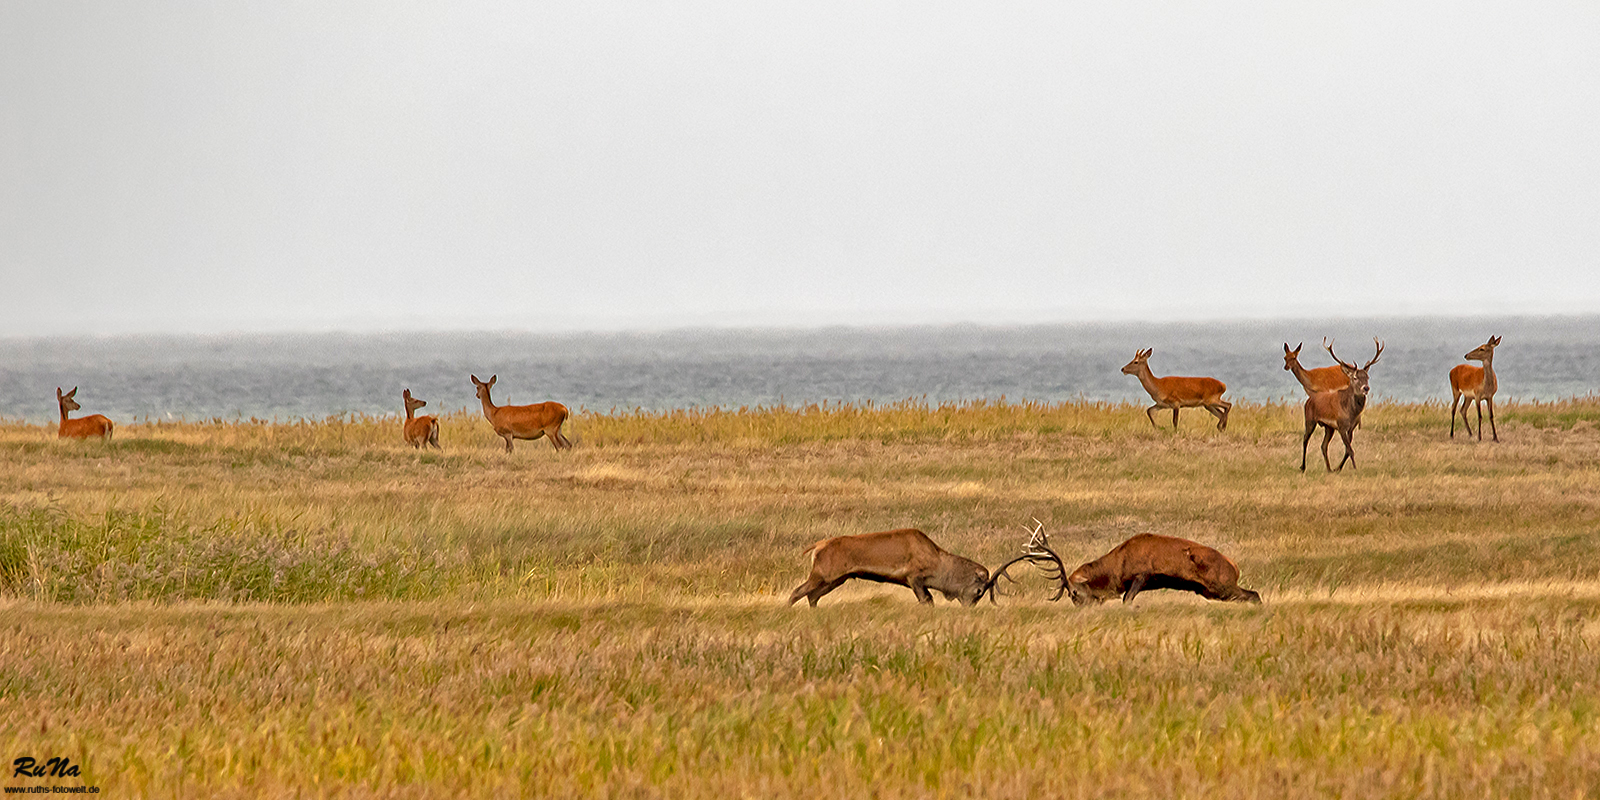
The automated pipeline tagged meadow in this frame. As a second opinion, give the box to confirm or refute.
[3,398,1600,797]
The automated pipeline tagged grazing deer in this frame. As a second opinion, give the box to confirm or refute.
[1450,335,1501,442]
[469,374,571,453]
[1120,348,1231,431]
[401,389,441,450]
[56,387,113,440]
[1300,338,1382,472]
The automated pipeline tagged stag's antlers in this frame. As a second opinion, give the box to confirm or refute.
[1325,337,1384,371]
[981,519,1070,604]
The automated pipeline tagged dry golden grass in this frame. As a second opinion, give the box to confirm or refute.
[3,398,1600,797]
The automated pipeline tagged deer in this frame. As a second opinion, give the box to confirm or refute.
[469,374,571,453]
[788,528,991,607]
[1283,342,1350,395]
[1450,335,1501,442]
[401,389,441,450]
[55,387,113,440]
[982,523,1259,605]
[1120,348,1231,431]
[1300,338,1381,473]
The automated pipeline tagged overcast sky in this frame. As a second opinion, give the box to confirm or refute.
[2,2,1596,336]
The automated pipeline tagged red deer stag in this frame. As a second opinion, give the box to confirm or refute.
[470,374,571,453]
[1121,349,1231,431]
[56,387,113,440]
[1449,335,1501,442]
[788,528,991,607]
[1300,338,1381,472]
[1062,533,1260,605]
[401,389,441,450]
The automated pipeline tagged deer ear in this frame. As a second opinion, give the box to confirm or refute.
[68,387,78,397]
[470,375,481,386]
[488,375,497,387]
[57,387,64,398]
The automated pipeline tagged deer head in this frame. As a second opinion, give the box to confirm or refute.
[1324,338,1382,398]
[403,389,427,415]
[470,374,497,402]
[1120,348,1152,376]
[1282,343,1304,372]
[57,387,81,414]
[1465,335,1500,362]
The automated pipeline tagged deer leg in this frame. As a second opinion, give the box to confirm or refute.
[788,577,824,606]
[806,577,849,607]
[1449,393,1460,438]
[1171,407,1180,430]
[908,578,935,605]
[1487,398,1498,442]
[1459,397,1474,437]
[502,434,514,453]
[1122,574,1149,605]
[1216,399,1231,431]
[546,429,563,451]
[1475,399,1484,441]
[1320,425,1336,472]
[1145,405,1161,429]
[1301,420,1317,472]
[1336,426,1355,471]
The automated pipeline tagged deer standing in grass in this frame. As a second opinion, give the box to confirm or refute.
[1283,342,1350,394]
[401,389,440,450]
[56,387,113,440]
[1120,348,1231,431]
[1300,339,1382,472]
[1450,335,1501,442]
[470,374,571,453]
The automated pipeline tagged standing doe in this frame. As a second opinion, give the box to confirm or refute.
[56,387,113,440]
[1283,342,1349,395]
[401,389,441,450]
[470,374,571,453]
[1300,339,1382,472]
[1449,335,1501,442]
[1121,348,1231,431]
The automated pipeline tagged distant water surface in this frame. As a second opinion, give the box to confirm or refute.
[1,317,1596,424]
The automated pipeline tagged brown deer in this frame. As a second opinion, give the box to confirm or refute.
[1283,342,1350,395]
[1121,348,1231,430]
[982,524,1259,605]
[401,389,440,450]
[55,387,113,440]
[1300,338,1381,472]
[469,374,571,453]
[1449,335,1501,442]
[789,528,991,607]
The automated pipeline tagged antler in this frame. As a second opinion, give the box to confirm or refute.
[1323,338,1354,370]
[1363,338,1384,370]
[981,519,1070,604]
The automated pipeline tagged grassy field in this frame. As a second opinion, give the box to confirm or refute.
[3,398,1600,797]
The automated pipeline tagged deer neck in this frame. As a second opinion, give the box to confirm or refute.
[478,392,499,420]
[1480,352,1497,395]
[1286,358,1317,392]
[58,402,70,425]
[1131,363,1164,397]
[404,405,415,422]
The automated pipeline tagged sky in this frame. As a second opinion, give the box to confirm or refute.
[2,2,1597,336]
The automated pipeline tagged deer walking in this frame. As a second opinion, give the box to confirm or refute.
[1449,335,1501,442]
[402,389,441,450]
[1300,339,1382,472]
[1120,348,1231,431]
[470,374,571,453]
[56,387,113,440]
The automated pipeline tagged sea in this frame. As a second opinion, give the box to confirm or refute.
[1,316,1596,424]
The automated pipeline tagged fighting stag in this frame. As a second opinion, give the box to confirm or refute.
[1063,533,1261,605]
[787,528,991,607]
[1300,338,1382,473]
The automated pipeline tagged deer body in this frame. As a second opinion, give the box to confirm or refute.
[1450,336,1500,442]
[56,387,113,440]
[1121,348,1231,430]
[1300,339,1381,472]
[402,389,440,450]
[788,528,990,607]
[1283,343,1349,395]
[470,374,571,453]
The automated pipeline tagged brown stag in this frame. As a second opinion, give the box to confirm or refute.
[1062,533,1260,605]
[1300,338,1381,472]
[788,528,991,607]
[1121,348,1231,431]
[56,387,113,440]
[401,389,441,450]
[1449,335,1501,442]
[470,374,571,453]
